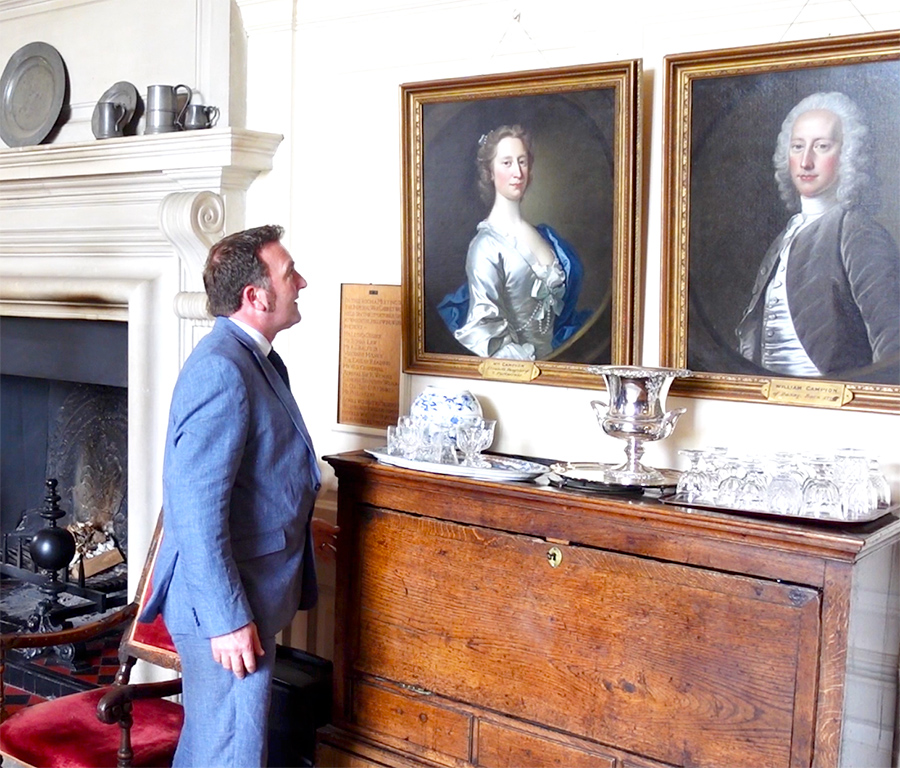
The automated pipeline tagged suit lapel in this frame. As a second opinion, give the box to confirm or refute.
[259,348,317,454]
[217,319,318,466]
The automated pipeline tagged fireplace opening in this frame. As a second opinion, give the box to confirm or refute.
[0,316,128,577]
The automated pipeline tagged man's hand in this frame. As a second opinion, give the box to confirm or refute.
[311,517,339,563]
[210,621,264,679]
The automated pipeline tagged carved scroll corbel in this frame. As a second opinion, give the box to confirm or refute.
[159,191,225,320]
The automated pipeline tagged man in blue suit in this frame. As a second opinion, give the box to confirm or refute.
[141,224,322,767]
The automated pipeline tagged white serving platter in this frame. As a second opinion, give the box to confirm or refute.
[365,448,549,482]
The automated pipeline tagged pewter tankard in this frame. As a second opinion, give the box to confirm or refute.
[95,102,127,139]
[145,84,192,134]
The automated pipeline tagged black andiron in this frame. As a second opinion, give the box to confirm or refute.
[1,480,129,670]
[22,479,78,662]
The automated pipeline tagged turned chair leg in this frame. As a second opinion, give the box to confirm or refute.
[116,702,134,768]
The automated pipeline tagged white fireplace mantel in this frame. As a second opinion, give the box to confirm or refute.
[0,126,282,322]
[0,126,283,599]
[0,128,281,179]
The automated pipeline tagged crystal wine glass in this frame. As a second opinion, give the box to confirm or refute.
[394,416,420,460]
[767,463,803,516]
[802,457,842,520]
[456,418,496,468]
[676,449,713,502]
[737,458,768,511]
[714,458,743,507]
[867,458,891,511]
[415,426,444,463]
[697,447,728,500]
[771,452,808,485]
[386,425,401,456]
[834,447,869,521]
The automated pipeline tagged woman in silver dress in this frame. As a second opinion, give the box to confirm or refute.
[447,125,585,360]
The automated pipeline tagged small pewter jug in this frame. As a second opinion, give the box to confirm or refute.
[182,104,219,130]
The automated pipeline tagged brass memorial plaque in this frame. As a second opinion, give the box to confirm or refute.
[762,379,854,408]
[478,359,541,382]
[338,284,401,428]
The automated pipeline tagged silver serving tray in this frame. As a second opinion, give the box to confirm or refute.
[365,448,549,482]
[0,42,67,147]
[550,461,680,490]
[658,492,897,525]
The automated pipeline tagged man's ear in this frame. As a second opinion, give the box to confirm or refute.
[242,283,269,312]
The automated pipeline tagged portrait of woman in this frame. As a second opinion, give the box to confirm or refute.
[735,91,900,383]
[437,125,591,360]
[415,86,619,369]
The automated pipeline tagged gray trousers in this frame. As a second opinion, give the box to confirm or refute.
[171,631,277,768]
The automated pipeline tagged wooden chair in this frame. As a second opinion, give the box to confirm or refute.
[0,513,183,768]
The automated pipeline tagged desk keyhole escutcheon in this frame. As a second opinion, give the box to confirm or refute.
[547,546,563,568]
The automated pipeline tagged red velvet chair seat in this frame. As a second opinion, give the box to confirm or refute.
[0,513,183,768]
[0,687,183,768]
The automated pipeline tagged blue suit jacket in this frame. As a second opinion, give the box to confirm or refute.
[141,317,321,639]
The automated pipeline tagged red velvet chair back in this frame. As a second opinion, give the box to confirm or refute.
[121,512,180,670]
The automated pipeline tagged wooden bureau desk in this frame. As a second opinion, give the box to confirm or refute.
[317,451,899,768]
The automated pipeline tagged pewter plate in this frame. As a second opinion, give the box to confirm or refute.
[91,80,138,138]
[658,492,897,525]
[0,42,67,147]
[366,448,549,482]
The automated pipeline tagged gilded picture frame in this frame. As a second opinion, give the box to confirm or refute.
[401,60,643,388]
[661,31,900,413]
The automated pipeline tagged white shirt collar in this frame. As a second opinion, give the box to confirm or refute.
[228,317,272,356]
[800,192,838,217]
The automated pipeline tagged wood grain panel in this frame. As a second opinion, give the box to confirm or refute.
[317,741,407,768]
[317,724,438,768]
[812,560,853,768]
[352,507,821,768]
[316,743,394,768]
[476,719,615,767]
[353,680,471,761]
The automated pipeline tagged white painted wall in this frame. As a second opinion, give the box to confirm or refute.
[237,1,900,497]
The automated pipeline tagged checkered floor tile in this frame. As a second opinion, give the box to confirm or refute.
[2,626,123,715]
[2,684,46,718]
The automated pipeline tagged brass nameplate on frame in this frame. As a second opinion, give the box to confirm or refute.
[338,284,401,428]
[478,360,541,382]
[762,380,853,408]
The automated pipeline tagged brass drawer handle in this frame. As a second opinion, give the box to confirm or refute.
[547,546,562,568]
